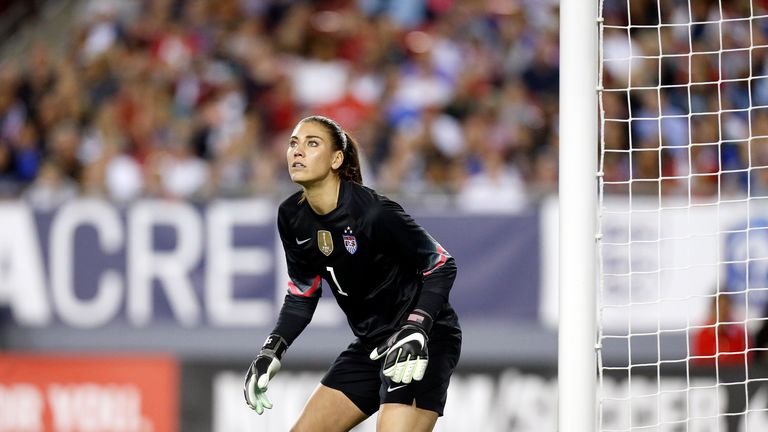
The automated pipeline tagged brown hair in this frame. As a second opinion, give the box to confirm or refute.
[300,115,363,184]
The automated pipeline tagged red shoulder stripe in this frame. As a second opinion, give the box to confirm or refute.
[288,275,322,297]
[423,244,448,276]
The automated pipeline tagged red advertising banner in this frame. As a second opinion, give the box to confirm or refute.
[0,354,178,432]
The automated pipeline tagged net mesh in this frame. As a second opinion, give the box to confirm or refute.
[598,0,768,430]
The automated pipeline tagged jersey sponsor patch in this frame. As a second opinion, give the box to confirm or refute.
[317,230,333,256]
[343,226,357,254]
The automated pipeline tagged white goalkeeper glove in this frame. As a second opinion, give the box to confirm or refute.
[370,310,433,384]
[244,334,288,414]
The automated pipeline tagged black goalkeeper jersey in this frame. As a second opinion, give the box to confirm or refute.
[272,180,460,347]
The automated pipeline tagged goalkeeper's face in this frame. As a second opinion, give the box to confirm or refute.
[287,120,344,186]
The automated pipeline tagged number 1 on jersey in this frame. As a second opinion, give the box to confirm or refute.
[326,266,349,296]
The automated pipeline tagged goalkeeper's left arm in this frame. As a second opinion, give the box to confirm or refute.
[369,199,457,383]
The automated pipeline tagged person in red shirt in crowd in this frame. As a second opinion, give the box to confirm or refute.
[693,291,750,368]
[693,291,751,432]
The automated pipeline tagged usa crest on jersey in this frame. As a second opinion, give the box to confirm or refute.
[343,226,357,254]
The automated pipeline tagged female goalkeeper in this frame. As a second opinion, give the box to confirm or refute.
[243,115,462,431]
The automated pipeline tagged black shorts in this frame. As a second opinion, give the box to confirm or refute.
[320,324,462,416]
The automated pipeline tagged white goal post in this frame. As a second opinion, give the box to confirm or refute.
[561,0,768,431]
[558,0,598,431]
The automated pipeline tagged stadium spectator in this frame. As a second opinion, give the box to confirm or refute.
[693,292,750,368]
[23,159,78,211]
[693,291,751,432]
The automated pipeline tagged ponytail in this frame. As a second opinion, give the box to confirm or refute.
[338,131,363,184]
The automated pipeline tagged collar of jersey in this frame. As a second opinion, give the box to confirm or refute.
[305,179,348,220]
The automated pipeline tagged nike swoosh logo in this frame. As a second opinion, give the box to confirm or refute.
[391,333,426,350]
[387,384,407,392]
[295,237,311,245]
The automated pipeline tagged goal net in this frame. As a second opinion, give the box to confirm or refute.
[598,1,768,431]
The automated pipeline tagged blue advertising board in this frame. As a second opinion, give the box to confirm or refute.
[0,199,539,330]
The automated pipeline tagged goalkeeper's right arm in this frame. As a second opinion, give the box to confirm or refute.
[242,293,317,414]
[244,334,288,414]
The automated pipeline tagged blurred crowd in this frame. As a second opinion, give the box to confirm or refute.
[0,0,558,210]
[601,0,768,200]
[4,0,767,213]
[0,0,559,212]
